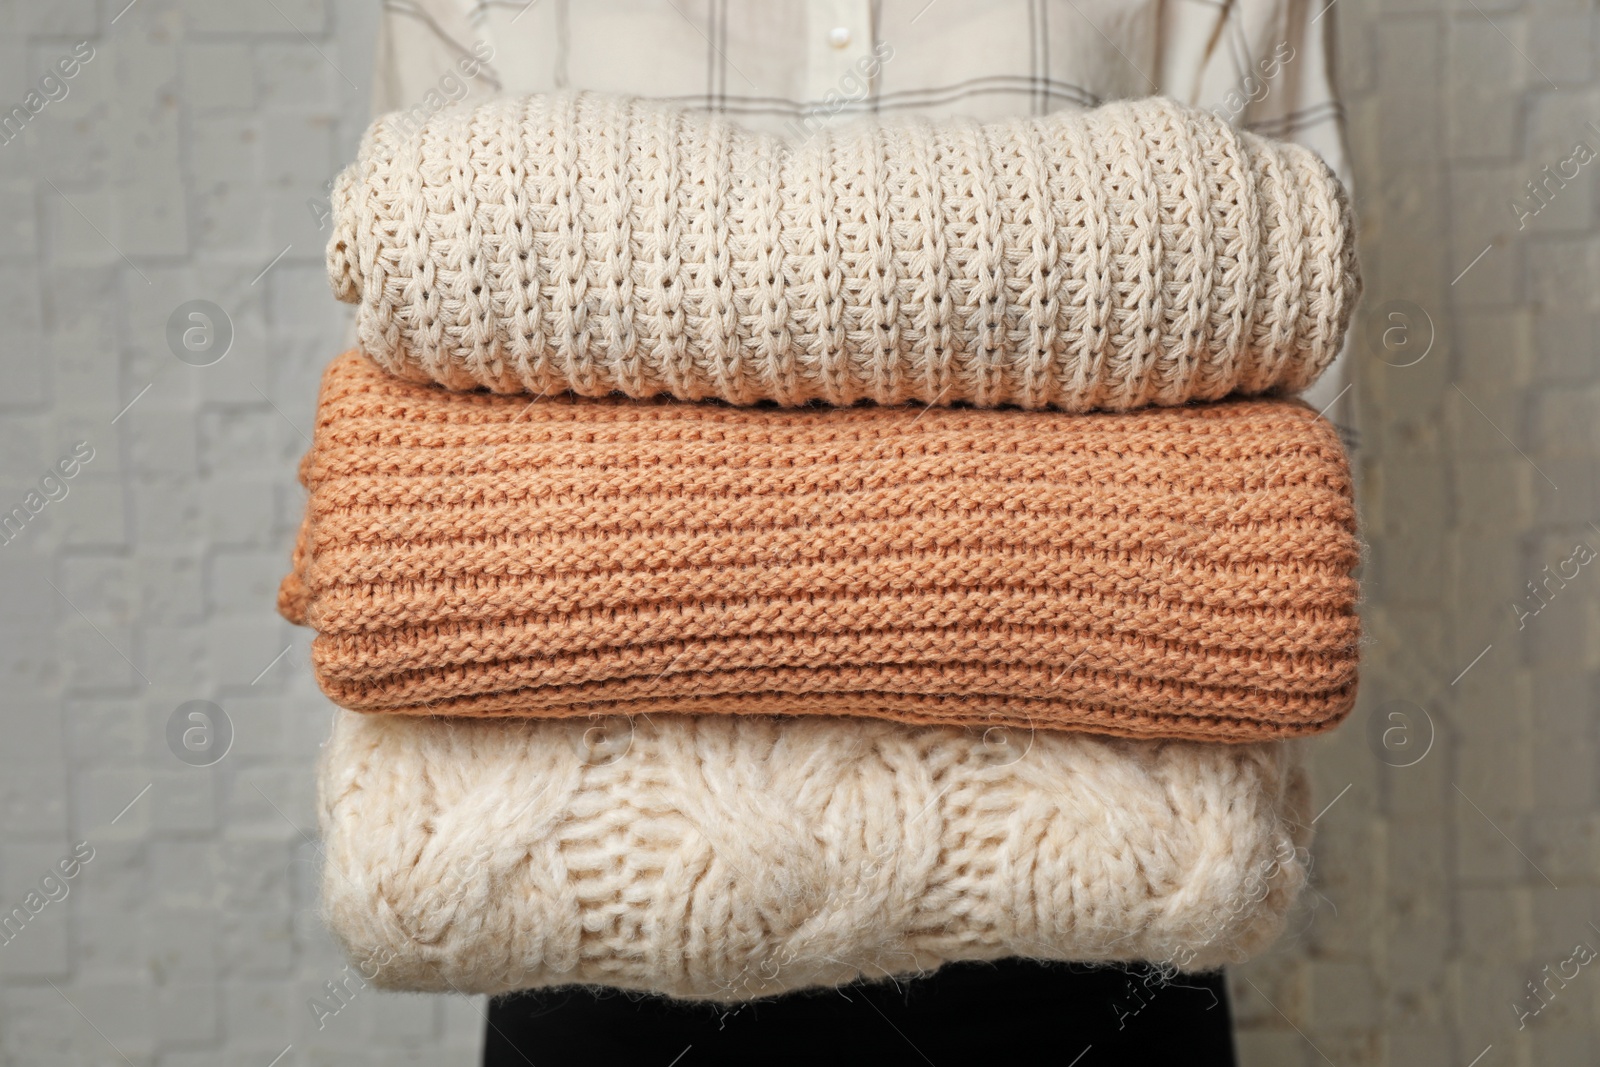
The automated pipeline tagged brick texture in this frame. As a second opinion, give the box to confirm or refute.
[0,1,484,1062]
[1230,2,1600,1065]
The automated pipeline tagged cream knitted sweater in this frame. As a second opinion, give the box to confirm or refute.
[319,710,1311,1001]
[329,91,1358,410]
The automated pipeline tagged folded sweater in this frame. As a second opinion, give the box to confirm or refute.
[329,91,1358,410]
[279,351,1360,740]
[318,708,1312,1000]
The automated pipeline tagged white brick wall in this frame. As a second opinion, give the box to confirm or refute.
[1230,1,1600,1064]
[1,0,1594,1063]
[0,1,488,1062]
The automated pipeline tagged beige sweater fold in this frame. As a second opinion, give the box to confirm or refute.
[319,709,1312,1000]
[329,92,1358,410]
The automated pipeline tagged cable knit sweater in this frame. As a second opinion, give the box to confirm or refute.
[278,351,1360,740]
[329,92,1358,410]
[318,709,1312,1000]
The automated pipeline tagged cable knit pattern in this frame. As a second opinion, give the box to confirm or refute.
[328,92,1359,410]
[318,709,1312,1000]
[278,352,1360,740]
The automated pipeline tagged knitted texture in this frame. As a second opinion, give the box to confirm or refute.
[318,708,1312,1000]
[278,352,1361,740]
[328,91,1359,410]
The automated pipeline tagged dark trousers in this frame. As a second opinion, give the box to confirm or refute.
[483,960,1238,1066]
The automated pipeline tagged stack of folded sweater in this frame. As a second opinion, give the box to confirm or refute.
[280,91,1361,1001]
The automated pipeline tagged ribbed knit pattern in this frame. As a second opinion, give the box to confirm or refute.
[278,351,1360,740]
[318,709,1312,1000]
[329,91,1359,410]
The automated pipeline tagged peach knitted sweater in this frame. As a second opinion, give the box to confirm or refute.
[329,92,1358,410]
[280,352,1358,740]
